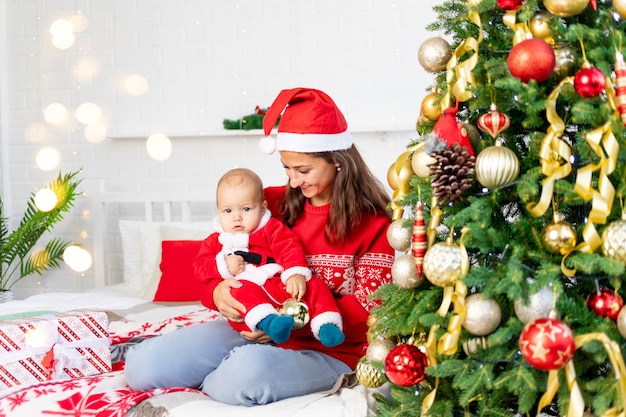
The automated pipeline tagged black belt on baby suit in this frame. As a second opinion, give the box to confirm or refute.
[233,251,276,265]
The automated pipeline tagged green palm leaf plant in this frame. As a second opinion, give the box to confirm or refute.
[0,170,82,293]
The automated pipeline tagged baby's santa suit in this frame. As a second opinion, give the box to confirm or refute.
[210,210,343,341]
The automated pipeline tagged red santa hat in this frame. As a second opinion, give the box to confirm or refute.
[260,88,353,154]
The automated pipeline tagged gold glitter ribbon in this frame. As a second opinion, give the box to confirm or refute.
[571,122,617,253]
[389,150,414,220]
[421,325,440,415]
[537,333,626,417]
[436,228,470,355]
[526,78,574,218]
[443,0,483,107]
[502,10,532,46]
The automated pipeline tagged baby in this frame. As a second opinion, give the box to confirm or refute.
[194,168,344,347]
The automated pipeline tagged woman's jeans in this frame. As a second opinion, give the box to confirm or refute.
[124,319,351,406]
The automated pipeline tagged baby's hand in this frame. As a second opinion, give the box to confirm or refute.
[286,274,307,300]
[226,254,245,275]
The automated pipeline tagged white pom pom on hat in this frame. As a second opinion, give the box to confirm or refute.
[260,88,354,154]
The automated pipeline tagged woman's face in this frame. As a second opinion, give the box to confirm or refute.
[279,151,339,206]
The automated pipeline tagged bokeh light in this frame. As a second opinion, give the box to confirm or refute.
[124,74,150,96]
[83,122,108,143]
[146,133,172,161]
[25,123,50,143]
[34,188,58,212]
[75,102,102,124]
[49,19,73,36]
[51,33,75,49]
[63,245,93,272]
[43,102,68,124]
[69,14,89,32]
[75,57,100,83]
[35,147,61,171]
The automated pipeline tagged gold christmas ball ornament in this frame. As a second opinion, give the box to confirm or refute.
[387,219,412,251]
[411,151,437,178]
[423,239,465,287]
[553,45,577,80]
[529,10,553,42]
[366,338,396,364]
[541,217,577,255]
[279,299,310,329]
[462,293,502,336]
[617,306,626,338]
[387,162,399,190]
[474,140,520,189]
[392,253,425,289]
[356,357,387,388]
[615,0,626,18]
[418,37,453,73]
[601,217,626,265]
[514,285,555,323]
[420,91,442,121]
[543,0,590,17]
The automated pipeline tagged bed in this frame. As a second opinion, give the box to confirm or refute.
[0,196,387,416]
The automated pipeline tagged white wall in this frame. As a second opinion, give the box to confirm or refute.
[1,0,440,298]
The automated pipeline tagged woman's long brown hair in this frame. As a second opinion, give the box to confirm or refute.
[280,145,391,243]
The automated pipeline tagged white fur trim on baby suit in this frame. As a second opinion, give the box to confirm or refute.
[245,303,280,332]
[310,312,343,341]
[237,263,284,286]
[216,252,235,279]
[280,266,313,285]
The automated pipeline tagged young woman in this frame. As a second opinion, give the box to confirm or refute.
[124,87,394,406]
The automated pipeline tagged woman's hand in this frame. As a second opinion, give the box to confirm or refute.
[239,329,272,344]
[213,279,246,322]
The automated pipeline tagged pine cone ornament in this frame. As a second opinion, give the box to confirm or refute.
[429,143,475,204]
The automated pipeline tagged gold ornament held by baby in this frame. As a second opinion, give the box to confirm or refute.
[279,299,310,329]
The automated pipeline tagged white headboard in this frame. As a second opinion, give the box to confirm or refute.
[92,191,216,289]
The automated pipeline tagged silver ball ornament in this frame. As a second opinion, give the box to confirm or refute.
[366,338,396,364]
[514,286,555,324]
[392,253,424,289]
[463,293,502,336]
[387,219,412,251]
[418,37,452,73]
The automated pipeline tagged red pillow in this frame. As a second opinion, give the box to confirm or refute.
[153,240,204,302]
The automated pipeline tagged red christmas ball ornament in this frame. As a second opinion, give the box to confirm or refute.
[497,0,524,10]
[433,107,474,155]
[574,67,606,98]
[384,344,428,387]
[586,288,624,320]
[507,38,556,83]
[519,317,575,371]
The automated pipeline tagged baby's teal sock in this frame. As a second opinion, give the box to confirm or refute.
[318,323,345,347]
[257,314,294,344]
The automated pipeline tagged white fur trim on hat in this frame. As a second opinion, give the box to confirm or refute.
[275,131,353,153]
[259,135,277,154]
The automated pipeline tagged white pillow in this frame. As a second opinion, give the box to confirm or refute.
[119,220,213,299]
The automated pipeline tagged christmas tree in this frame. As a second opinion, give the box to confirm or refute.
[360,0,626,416]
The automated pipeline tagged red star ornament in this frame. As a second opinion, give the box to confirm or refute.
[519,317,575,371]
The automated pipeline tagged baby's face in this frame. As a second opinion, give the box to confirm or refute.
[216,184,265,234]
